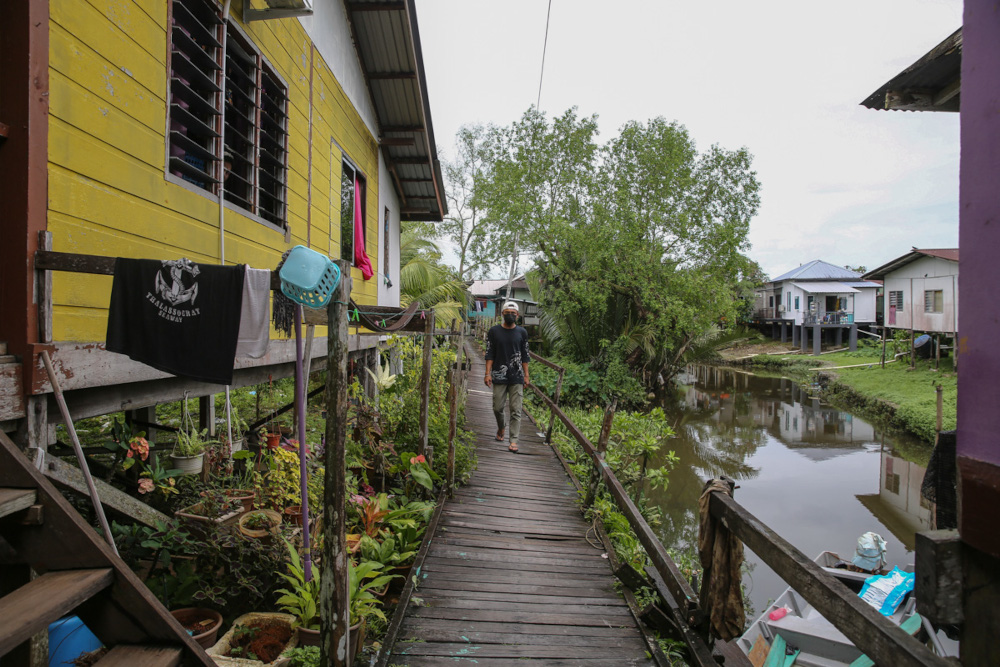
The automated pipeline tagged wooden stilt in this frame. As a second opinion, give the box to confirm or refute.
[417,310,435,457]
[321,262,351,667]
[585,398,617,507]
[447,320,465,498]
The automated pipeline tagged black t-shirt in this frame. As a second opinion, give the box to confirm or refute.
[485,324,530,385]
[106,258,245,385]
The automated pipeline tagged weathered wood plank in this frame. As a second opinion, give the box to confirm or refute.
[394,642,642,659]
[40,452,170,528]
[0,568,113,655]
[397,628,645,648]
[94,645,182,667]
[399,618,640,638]
[0,488,37,519]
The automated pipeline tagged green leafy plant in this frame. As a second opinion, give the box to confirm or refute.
[358,535,416,569]
[243,510,277,531]
[349,560,397,624]
[264,447,302,510]
[281,646,321,667]
[275,538,321,630]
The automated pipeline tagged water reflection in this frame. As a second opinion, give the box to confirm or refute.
[648,364,933,614]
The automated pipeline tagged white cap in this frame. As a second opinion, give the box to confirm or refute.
[501,301,519,313]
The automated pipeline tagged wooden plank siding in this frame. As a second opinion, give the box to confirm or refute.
[46,0,381,343]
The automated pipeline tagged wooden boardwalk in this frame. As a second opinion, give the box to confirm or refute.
[390,348,656,666]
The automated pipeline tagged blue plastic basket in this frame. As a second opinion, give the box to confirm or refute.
[279,245,341,308]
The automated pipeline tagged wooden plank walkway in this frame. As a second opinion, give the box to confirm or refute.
[390,347,655,666]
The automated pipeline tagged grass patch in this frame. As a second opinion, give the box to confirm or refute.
[743,343,956,444]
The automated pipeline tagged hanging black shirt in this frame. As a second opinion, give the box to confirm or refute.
[485,324,530,385]
[106,258,245,385]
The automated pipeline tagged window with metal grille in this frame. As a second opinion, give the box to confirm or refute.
[889,290,905,311]
[341,161,366,264]
[167,0,288,227]
[168,0,224,190]
[924,289,943,313]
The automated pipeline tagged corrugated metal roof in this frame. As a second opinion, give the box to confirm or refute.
[861,28,961,112]
[345,0,446,221]
[792,282,860,294]
[771,260,864,283]
[863,248,959,280]
[841,281,882,289]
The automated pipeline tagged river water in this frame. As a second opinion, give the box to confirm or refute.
[645,364,934,618]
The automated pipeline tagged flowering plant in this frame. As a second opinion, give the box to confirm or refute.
[102,417,149,474]
[139,459,182,498]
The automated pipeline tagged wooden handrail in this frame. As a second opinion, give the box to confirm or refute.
[709,491,950,667]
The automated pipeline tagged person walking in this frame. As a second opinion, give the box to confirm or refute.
[485,301,530,453]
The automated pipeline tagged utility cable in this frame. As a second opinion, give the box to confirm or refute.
[505,0,554,301]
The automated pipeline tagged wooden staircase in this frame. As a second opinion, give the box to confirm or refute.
[0,430,214,666]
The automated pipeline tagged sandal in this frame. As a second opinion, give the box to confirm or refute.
[508,442,519,453]
[495,429,505,442]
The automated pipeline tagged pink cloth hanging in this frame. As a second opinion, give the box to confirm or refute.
[353,176,374,280]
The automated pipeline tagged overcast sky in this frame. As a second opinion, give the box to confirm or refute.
[414,0,962,279]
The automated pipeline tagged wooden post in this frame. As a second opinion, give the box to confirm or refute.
[447,321,465,498]
[910,325,916,369]
[936,385,943,435]
[934,335,940,370]
[881,333,887,369]
[321,262,351,667]
[585,398,617,507]
[545,368,564,444]
[417,310,435,457]
[198,395,216,437]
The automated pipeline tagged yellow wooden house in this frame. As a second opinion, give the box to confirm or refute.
[0,0,446,447]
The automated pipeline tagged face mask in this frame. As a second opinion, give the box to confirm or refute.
[503,312,517,325]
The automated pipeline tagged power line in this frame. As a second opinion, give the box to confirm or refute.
[536,0,554,111]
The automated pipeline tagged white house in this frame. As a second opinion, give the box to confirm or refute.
[756,260,880,326]
[863,249,959,335]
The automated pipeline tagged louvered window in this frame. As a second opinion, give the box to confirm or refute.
[168,0,224,190]
[888,290,904,311]
[167,0,288,227]
[924,290,943,313]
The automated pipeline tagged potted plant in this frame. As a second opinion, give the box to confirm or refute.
[347,560,398,663]
[176,490,244,541]
[207,612,297,665]
[170,607,223,649]
[275,646,319,667]
[275,539,321,646]
[357,535,416,596]
[239,509,282,539]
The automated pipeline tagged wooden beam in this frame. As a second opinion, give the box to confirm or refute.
[915,530,963,625]
[382,125,425,133]
[321,261,351,666]
[380,137,415,147]
[40,452,170,528]
[399,177,433,183]
[709,491,950,667]
[347,1,405,11]
[391,156,432,165]
[933,78,961,106]
[368,71,417,80]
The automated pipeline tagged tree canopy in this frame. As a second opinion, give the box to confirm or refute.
[442,108,762,395]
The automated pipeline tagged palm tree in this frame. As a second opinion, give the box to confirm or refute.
[398,221,469,325]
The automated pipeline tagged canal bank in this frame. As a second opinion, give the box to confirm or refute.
[647,364,935,619]
[723,341,956,445]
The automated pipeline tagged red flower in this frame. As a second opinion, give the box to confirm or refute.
[410,454,426,465]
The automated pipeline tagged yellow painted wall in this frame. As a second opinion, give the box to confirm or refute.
[48,0,380,342]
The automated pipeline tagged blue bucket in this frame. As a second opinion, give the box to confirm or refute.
[48,616,102,666]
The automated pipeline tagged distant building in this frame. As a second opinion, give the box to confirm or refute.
[863,249,958,335]
[754,260,880,326]
[467,275,539,325]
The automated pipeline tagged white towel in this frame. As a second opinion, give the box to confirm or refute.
[236,267,271,359]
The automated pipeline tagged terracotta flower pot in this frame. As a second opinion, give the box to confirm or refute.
[283,504,303,527]
[296,625,320,647]
[170,607,222,649]
[265,432,282,450]
[225,488,255,513]
[238,509,282,539]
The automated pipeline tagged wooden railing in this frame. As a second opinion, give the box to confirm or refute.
[527,352,952,667]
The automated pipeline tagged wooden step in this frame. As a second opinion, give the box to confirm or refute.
[0,488,36,519]
[0,568,113,655]
[95,645,183,667]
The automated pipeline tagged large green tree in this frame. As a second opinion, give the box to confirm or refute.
[471,109,761,392]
